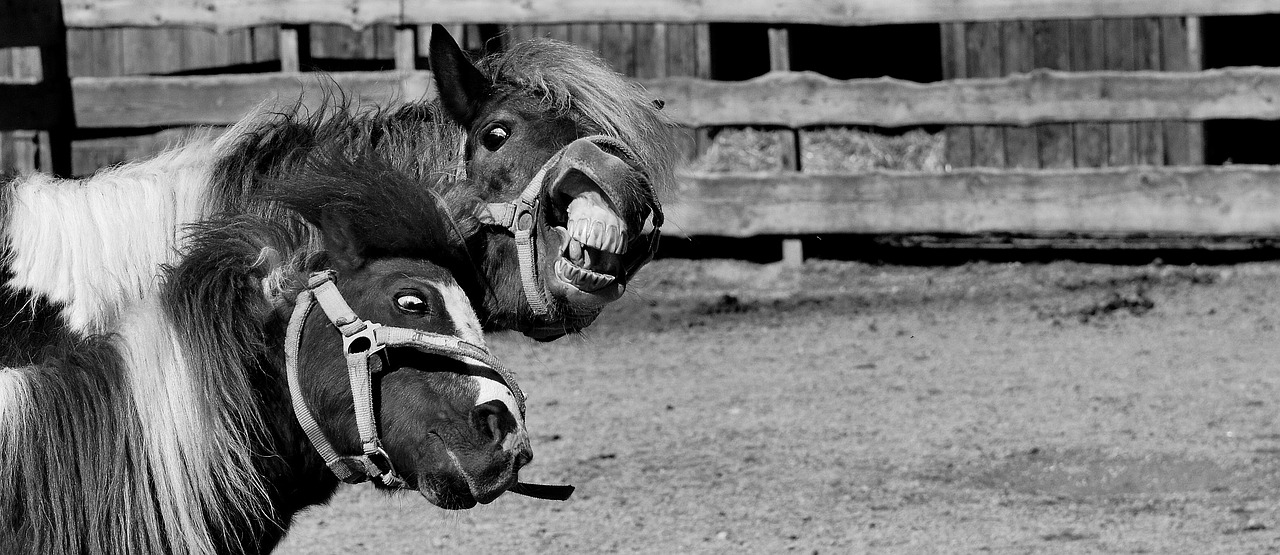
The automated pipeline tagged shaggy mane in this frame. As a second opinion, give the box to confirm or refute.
[480,39,679,193]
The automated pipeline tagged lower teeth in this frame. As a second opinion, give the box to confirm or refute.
[556,258,615,292]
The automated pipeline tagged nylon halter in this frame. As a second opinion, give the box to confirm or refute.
[284,270,524,487]
[470,135,665,319]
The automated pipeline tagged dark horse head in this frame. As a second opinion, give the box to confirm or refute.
[247,157,542,517]
[213,26,678,342]
[427,26,678,340]
[0,158,546,554]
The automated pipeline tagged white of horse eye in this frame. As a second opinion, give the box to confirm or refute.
[482,125,509,151]
[394,294,429,314]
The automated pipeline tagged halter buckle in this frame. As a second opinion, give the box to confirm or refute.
[342,320,385,357]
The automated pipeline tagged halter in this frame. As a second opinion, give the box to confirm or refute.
[284,271,571,500]
[472,135,665,319]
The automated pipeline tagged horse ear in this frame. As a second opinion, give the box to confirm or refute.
[429,23,491,127]
[317,214,367,272]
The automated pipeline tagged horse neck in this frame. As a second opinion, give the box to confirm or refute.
[2,141,220,335]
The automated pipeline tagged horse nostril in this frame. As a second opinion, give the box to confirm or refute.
[470,400,517,447]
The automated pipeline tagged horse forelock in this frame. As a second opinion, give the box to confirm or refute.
[481,39,680,193]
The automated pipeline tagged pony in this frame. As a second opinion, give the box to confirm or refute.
[0,155,547,554]
[0,25,678,357]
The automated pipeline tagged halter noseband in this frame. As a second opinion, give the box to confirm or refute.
[473,135,664,319]
[284,271,561,495]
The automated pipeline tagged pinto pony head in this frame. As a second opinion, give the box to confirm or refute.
[429,25,678,340]
[272,157,533,509]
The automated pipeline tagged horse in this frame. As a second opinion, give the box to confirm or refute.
[0,154,559,554]
[0,24,678,359]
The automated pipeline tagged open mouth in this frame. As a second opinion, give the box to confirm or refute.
[553,193,629,293]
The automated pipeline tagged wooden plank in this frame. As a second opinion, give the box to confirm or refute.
[1161,17,1192,165]
[940,22,972,168]
[70,66,1280,129]
[665,23,699,162]
[311,23,374,59]
[71,127,202,175]
[0,130,39,174]
[121,28,185,75]
[251,25,278,62]
[966,22,1004,168]
[373,23,396,60]
[633,23,663,79]
[179,27,234,72]
[1070,19,1106,167]
[570,23,602,54]
[600,23,635,76]
[60,0,1280,29]
[1181,17,1205,165]
[68,67,1280,130]
[1134,18,1165,165]
[1103,18,1135,166]
[643,68,1280,127]
[66,29,122,77]
[1032,20,1074,168]
[226,27,254,66]
[279,26,299,72]
[72,71,436,127]
[394,26,415,70]
[767,27,798,172]
[667,166,1280,237]
[1002,20,1039,169]
[694,23,710,78]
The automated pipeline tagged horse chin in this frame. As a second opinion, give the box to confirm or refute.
[412,433,523,510]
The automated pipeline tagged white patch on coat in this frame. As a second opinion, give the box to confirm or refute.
[0,366,31,439]
[112,296,219,552]
[2,141,217,335]
[434,280,525,426]
[438,281,485,346]
[1,108,272,338]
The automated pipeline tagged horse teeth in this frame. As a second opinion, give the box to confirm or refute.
[567,237,583,263]
[555,258,615,292]
[566,197,628,255]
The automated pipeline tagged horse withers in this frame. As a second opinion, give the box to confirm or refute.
[0,25,677,350]
[0,159,558,554]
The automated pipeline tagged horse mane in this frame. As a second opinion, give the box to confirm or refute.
[209,37,678,232]
[479,38,680,193]
[207,96,482,239]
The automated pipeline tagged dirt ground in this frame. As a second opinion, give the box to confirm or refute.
[276,258,1280,554]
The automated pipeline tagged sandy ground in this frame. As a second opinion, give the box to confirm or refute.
[275,259,1280,554]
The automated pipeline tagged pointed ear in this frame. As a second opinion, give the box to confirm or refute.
[317,213,366,273]
[429,23,492,127]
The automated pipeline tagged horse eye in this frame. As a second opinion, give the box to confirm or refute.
[394,293,430,315]
[481,125,509,151]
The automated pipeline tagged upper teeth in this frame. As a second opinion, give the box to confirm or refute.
[566,197,627,255]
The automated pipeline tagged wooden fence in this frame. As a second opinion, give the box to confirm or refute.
[6,0,1280,256]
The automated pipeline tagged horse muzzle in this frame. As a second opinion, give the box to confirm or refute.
[542,136,662,306]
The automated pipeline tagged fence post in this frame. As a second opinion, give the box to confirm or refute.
[279,26,302,72]
[768,26,803,267]
[394,26,416,70]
